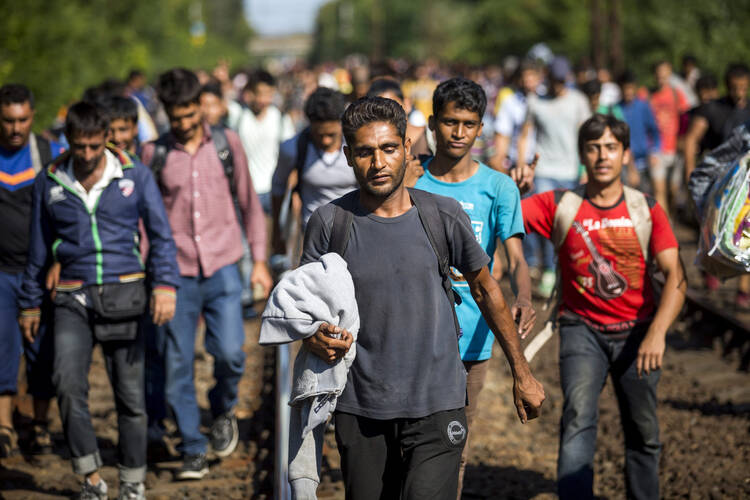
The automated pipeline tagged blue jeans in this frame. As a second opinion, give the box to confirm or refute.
[557,321,661,500]
[161,264,246,455]
[523,177,578,271]
[0,270,54,399]
[52,291,146,482]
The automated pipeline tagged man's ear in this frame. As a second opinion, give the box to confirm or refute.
[428,115,435,132]
[343,144,353,167]
[622,147,631,167]
[404,136,412,156]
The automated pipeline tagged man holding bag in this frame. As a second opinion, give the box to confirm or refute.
[18,101,179,500]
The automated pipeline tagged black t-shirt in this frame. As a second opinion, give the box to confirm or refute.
[301,190,490,419]
[694,97,750,152]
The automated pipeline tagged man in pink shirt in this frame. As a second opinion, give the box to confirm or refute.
[141,68,272,480]
[650,60,689,214]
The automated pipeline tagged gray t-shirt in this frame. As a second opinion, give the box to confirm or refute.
[271,134,358,225]
[527,89,591,181]
[301,190,490,419]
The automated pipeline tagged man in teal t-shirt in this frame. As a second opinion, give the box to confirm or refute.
[412,77,536,498]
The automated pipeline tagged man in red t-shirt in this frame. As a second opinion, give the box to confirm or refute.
[522,114,686,500]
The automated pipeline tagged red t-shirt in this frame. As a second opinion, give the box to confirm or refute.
[650,85,689,154]
[523,190,678,332]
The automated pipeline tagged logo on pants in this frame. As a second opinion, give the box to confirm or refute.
[447,420,466,445]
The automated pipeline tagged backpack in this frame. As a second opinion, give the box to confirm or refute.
[148,125,242,224]
[29,133,52,173]
[327,188,463,338]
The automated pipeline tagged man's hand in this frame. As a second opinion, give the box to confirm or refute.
[510,153,539,194]
[303,322,353,364]
[513,373,545,424]
[46,262,61,301]
[403,154,425,188]
[637,329,666,377]
[510,298,536,339]
[250,261,274,300]
[151,292,176,326]
[19,314,41,343]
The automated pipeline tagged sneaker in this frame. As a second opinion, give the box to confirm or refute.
[118,481,145,500]
[78,477,108,500]
[536,269,557,299]
[0,425,19,458]
[736,291,750,310]
[703,272,721,292]
[175,453,208,480]
[210,412,239,458]
[30,422,53,455]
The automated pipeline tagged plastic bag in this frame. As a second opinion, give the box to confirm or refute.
[697,153,750,278]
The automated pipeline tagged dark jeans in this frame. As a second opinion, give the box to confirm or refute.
[52,291,146,482]
[0,270,54,399]
[557,321,661,500]
[334,408,467,500]
[160,264,246,455]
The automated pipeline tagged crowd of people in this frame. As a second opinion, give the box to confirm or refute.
[0,44,746,500]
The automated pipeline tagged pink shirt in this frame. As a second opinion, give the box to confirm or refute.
[650,85,688,154]
[142,124,266,278]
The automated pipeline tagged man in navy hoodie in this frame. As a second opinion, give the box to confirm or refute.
[18,101,179,500]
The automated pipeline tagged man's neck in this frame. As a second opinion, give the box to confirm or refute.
[0,139,28,153]
[73,153,108,193]
[586,179,624,207]
[178,126,204,155]
[359,185,412,218]
[428,151,478,183]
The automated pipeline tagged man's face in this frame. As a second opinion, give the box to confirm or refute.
[108,118,138,153]
[520,69,540,94]
[655,63,672,88]
[70,132,107,175]
[0,102,34,151]
[344,121,409,199]
[429,102,483,161]
[200,93,226,126]
[582,127,630,185]
[167,103,202,143]
[309,120,342,153]
[728,76,749,105]
[246,82,275,115]
[621,82,637,103]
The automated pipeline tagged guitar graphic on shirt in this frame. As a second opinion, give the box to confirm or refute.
[572,221,628,299]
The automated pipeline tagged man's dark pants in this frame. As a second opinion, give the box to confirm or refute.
[557,321,661,500]
[52,291,147,483]
[334,408,467,500]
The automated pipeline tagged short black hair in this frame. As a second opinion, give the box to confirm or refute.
[617,70,636,86]
[725,62,750,87]
[200,81,223,99]
[341,96,406,147]
[432,77,487,118]
[578,113,630,155]
[157,68,201,110]
[65,101,110,140]
[0,84,34,109]
[245,69,276,92]
[367,77,404,102]
[696,73,718,92]
[304,87,347,123]
[581,79,602,98]
[127,69,144,82]
[102,95,138,124]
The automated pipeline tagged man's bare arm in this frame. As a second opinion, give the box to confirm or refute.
[504,237,536,338]
[490,133,511,172]
[464,265,545,423]
[637,247,686,377]
[684,115,708,182]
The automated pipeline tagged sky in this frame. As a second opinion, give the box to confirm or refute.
[244,0,330,36]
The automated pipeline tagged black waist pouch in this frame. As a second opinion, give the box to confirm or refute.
[89,281,147,342]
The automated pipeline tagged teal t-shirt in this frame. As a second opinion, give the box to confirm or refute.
[415,160,525,360]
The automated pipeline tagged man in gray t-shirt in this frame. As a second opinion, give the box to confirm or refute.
[300,96,545,499]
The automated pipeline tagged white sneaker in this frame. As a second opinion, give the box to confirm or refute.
[118,481,145,500]
[78,477,108,500]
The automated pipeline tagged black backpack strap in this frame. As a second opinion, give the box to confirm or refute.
[293,127,311,193]
[329,204,354,257]
[35,135,52,168]
[210,125,236,200]
[147,136,169,182]
[407,188,462,337]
